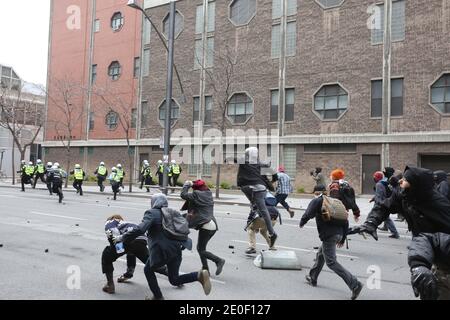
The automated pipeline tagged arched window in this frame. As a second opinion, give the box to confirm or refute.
[111,12,124,31]
[108,61,121,81]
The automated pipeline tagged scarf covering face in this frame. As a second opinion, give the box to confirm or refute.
[403,166,435,201]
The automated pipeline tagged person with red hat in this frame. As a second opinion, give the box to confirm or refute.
[180,179,226,276]
[272,166,295,218]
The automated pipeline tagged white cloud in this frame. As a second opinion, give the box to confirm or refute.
[0,0,51,86]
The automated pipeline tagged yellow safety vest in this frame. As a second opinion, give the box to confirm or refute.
[74,168,84,180]
[36,164,45,174]
[97,166,107,176]
[117,169,124,179]
[172,164,180,175]
[25,165,34,176]
[111,172,121,182]
[144,167,152,177]
[158,165,164,174]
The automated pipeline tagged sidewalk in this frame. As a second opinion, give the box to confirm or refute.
[0,181,374,213]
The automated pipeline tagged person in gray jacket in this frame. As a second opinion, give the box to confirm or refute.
[181,179,225,276]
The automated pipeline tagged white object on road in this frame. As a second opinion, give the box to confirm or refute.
[253,250,302,270]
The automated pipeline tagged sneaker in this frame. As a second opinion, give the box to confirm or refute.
[215,259,226,276]
[118,273,133,283]
[269,247,277,251]
[102,282,115,294]
[305,275,317,287]
[198,269,211,295]
[351,281,363,300]
[389,234,400,239]
[269,233,278,248]
[288,209,295,218]
[245,247,256,254]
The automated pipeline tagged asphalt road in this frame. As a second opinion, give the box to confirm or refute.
[0,186,416,300]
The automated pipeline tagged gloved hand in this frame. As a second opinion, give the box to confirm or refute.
[347,223,378,241]
[112,235,123,244]
[411,266,438,300]
[184,180,193,187]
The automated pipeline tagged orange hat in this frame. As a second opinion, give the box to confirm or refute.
[373,171,384,183]
[331,169,345,181]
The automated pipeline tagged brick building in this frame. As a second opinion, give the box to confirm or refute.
[44,0,450,193]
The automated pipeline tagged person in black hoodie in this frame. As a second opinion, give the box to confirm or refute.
[116,193,212,300]
[434,170,450,201]
[349,166,450,240]
[300,185,363,300]
[408,232,450,300]
[237,147,277,248]
[180,179,226,276]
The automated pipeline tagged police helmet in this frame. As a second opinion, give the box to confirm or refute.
[117,164,122,168]
[75,164,81,169]
[100,162,105,166]
[112,167,117,172]
[52,165,58,170]
[47,162,53,167]
[171,160,176,164]
[158,160,163,164]
[54,162,60,168]
[36,159,42,164]
[21,160,26,164]
[28,161,33,165]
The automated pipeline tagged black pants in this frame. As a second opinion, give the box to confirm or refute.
[158,173,163,187]
[241,186,276,236]
[73,180,83,195]
[197,229,222,271]
[97,176,105,192]
[171,174,180,192]
[139,174,145,189]
[33,173,46,188]
[21,175,31,191]
[52,181,63,203]
[111,182,120,200]
[46,180,53,194]
[101,240,148,275]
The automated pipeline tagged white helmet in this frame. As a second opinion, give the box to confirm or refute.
[100,162,105,166]
[75,164,81,169]
[171,160,176,164]
[47,162,53,167]
[112,167,117,172]
[117,164,122,168]
[52,165,58,170]
[21,160,26,164]
[158,160,163,164]
[28,161,33,165]
[37,159,42,164]
[54,162,60,168]
[143,160,149,164]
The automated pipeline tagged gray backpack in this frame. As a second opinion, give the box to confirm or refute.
[161,207,190,241]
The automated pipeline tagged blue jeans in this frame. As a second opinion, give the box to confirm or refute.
[144,251,198,299]
[385,217,399,237]
[275,194,291,210]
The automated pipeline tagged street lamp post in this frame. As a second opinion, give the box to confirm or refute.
[128,0,179,195]
[0,148,6,174]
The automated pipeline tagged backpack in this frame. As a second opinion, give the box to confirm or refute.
[321,195,349,222]
[161,207,190,241]
[338,181,357,211]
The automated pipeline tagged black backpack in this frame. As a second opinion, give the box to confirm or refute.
[161,207,190,241]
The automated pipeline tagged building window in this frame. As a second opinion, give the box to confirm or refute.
[142,49,150,77]
[196,1,216,34]
[372,0,405,45]
[193,96,213,125]
[131,108,137,128]
[271,21,296,58]
[314,0,346,9]
[143,18,151,45]
[91,64,97,84]
[188,146,212,176]
[111,12,124,31]
[304,144,357,153]
[194,37,214,69]
[270,89,295,122]
[105,111,119,130]
[89,112,95,131]
[227,93,253,124]
[272,0,297,19]
[141,101,148,127]
[134,57,140,78]
[431,74,450,114]
[94,19,100,32]
[314,84,348,120]
[283,145,297,179]
[371,78,403,117]
[162,10,184,39]
[108,61,121,81]
[159,99,180,127]
[229,0,257,26]
[1,66,21,90]
[88,147,94,155]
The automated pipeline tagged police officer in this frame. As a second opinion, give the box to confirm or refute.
[44,162,53,195]
[156,160,164,187]
[70,164,86,196]
[20,161,35,192]
[33,159,46,189]
[116,164,125,189]
[17,160,26,191]
[139,160,149,189]
[95,162,108,192]
[109,167,121,200]
[143,163,153,192]
[170,160,182,193]
[48,163,66,203]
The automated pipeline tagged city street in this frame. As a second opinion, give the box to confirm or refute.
[0,185,415,300]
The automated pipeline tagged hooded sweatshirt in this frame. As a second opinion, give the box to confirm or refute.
[365,166,450,236]
[237,148,274,190]
[434,170,450,200]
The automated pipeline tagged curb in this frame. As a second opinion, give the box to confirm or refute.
[0,184,305,210]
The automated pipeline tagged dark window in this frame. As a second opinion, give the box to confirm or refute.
[111,12,124,31]
[431,74,450,114]
[270,90,278,122]
[227,93,253,124]
[193,97,200,123]
[131,108,137,128]
[141,101,148,127]
[89,112,95,131]
[88,147,94,155]
[371,78,403,117]
[163,11,184,39]
[270,89,295,122]
[91,64,97,84]
[105,111,119,130]
[108,61,121,81]
[205,96,212,125]
[133,57,140,78]
[371,80,382,117]
[230,0,257,26]
[304,144,357,153]
[314,84,348,120]
[159,99,180,127]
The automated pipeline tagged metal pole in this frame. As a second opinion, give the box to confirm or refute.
[162,0,176,195]
[277,0,287,169]
[381,0,392,169]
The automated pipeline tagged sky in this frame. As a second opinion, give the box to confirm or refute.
[0,0,51,86]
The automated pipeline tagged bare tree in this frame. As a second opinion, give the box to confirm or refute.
[93,84,138,193]
[46,78,85,188]
[0,85,44,184]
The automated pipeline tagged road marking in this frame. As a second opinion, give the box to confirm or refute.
[117,258,226,285]
[231,240,360,260]
[31,211,88,221]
